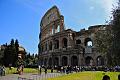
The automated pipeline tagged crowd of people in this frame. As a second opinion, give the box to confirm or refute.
[39,65,120,80]
[51,65,120,73]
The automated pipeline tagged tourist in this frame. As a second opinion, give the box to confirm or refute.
[102,75,110,80]
[44,66,47,74]
[51,67,53,73]
[38,65,42,74]
[118,74,120,80]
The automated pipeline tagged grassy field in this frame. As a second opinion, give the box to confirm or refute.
[5,67,57,74]
[48,71,120,80]
[5,67,38,74]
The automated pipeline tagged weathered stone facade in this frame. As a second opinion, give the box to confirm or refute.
[38,6,105,67]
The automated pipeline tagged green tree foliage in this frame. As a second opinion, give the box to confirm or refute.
[94,26,113,66]
[95,1,120,66]
[0,44,7,65]
[24,53,38,68]
[95,26,112,54]
[3,39,18,66]
[0,39,38,67]
[1,39,21,67]
[110,1,120,65]
[15,39,19,53]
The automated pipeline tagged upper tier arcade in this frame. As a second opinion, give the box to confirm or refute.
[40,6,65,41]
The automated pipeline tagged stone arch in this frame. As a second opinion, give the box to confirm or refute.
[76,39,81,44]
[62,56,68,66]
[62,38,68,48]
[84,38,93,47]
[71,55,78,66]
[44,58,47,66]
[54,57,59,66]
[48,57,52,67]
[55,25,60,33]
[54,40,59,49]
[72,33,75,40]
[85,56,94,66]
[40,57,44,66]
[96,56,104,66]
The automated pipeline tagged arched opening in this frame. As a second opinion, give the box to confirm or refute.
[76,39,81,44]
[71,56,78,66]
[48,58,52,67]
[55,25,60,33]
[45,42,47,50]
[97,56,104,66]
[54,40,59,49]
[49,41,52,50]
[85,56,94,66]
[62,56,68,66]
[57,25,60,32]
[44,58,47,66]
[52,25,54,34]
[62,38,67,48]
[84,38,93,47]
[72,33,75,40]
[40,58,44,66]
[54,57,59,66]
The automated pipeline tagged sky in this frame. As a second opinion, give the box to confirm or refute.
[0,0,118,54]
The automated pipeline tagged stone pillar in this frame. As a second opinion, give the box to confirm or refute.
[52,40,54,51]
[58,56,61,66]
[67,33,73,48]
[93,57,97,66]
[59,56,62,66]
[59,37,62,49]
[47,41,49,50]
[68,55,70,66]
[78,54,81,66]
[60,15,64,32]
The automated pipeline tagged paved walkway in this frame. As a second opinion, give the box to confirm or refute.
[0,73,63,80]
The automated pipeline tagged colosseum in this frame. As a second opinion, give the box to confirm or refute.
[38,6,106,67]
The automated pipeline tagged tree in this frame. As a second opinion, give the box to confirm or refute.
[15,39,19,53]
[110,1,120,65]
[3,39,19,66]
[95,1,120,66]
[94,26,113,66]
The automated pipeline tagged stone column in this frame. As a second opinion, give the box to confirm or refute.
[52,40,54,51]
[78,54,81,66]
[59,37,62,49]
[59,56,62,66]
[68,55,70,66]
[58,56,61,66]
[67,34,71,48]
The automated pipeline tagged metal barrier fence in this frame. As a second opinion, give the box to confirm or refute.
[18,73,64,80]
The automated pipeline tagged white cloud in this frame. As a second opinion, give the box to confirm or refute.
[99,0,117,12]
[90,0,118,18]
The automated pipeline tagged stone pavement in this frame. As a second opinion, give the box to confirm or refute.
[0,73,63,80]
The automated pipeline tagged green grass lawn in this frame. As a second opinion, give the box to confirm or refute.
[5,67,57,74]
[5,67,38,74]
[48,71,120,80]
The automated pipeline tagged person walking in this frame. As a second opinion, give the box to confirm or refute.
[44,66,47,74]
[38,65,42,75]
